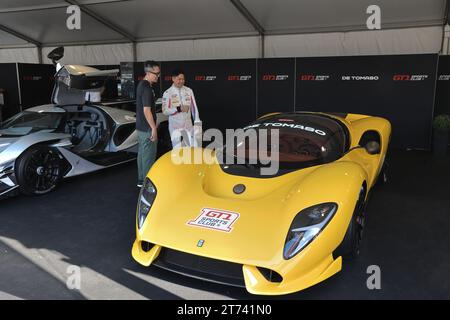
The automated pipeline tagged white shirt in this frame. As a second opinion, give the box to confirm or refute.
[162,85,200,131]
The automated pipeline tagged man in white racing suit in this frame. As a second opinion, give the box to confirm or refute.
[162,69,201,148]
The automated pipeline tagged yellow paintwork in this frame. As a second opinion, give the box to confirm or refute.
[132,112,391,295]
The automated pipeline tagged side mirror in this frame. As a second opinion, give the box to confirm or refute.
[47,47,64,65]
[365,141,381,155]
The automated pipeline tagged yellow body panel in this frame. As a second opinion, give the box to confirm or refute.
[132,112,391,295]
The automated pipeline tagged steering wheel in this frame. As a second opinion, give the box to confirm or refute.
[294,143,322,157]
[279,136,295,153]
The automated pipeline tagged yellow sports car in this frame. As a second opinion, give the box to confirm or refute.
[132,112,391,295]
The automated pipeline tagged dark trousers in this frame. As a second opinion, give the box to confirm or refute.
[137,130,157,184]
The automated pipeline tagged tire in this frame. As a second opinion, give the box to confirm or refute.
[16,145,62,196]
[335,185,366,260]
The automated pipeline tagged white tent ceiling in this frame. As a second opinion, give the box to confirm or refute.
[0,0,448,46]
[0,0,448,63]
[241,0,447,34]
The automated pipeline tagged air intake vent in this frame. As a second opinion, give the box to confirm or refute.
[257,267,283,283]
[141,241,154,252]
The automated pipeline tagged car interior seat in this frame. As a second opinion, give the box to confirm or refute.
[71,112,103,152]
[85,112,104,149]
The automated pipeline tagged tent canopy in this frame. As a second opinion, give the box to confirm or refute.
[0,0,447,47]
[0,0,448,63]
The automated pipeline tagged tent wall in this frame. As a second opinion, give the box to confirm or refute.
[1,26,444,64]
[41,43,134,65]
[265,26,443,57]
[0,47,40,63]
[136,37,261,61]
[136,27,443,61]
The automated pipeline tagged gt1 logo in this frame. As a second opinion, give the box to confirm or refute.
[195,76,216,81]
[66,5,81,30]
[262,75,289,81]
[205,211,232,220]
[300,75,330,81]
[23,76,43,81]
[393,74,429,81]
[228,75,252,81]
[366,265,381,290]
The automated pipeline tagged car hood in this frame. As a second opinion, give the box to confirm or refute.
[139,148,364,267]
[138,150,330,266]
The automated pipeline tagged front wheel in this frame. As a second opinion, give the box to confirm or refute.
[336,186,366,260]
[16,145,62,196]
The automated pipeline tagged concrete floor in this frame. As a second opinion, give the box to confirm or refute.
[0,150,449,299]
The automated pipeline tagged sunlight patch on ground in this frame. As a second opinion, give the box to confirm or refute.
[123,268,234,300]
[0,236,147,300]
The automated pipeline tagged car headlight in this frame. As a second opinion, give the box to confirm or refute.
[284,203,338,259]
[137,178,157,229]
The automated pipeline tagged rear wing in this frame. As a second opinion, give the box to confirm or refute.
[52,65,118,105]
[55,65,118,90]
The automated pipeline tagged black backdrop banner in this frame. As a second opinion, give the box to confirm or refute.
[162,55,438,149]
[18,63,54,110]
[0,63,21,119]
[257,58,295,117]
[161,59,256,132]
[435,55,450,116]
[0,55,441,150]
[120,62,145,100]
[295,54,438,149]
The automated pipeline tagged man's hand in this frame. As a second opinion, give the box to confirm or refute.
[150,127,158,142]
[181,105,190,113]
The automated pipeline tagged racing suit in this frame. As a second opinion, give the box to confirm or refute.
[162,85,201,148]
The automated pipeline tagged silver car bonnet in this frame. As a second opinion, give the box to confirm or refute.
[0,137,19,154]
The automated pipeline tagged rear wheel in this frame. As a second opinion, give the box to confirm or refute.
[16,145,62,195]
[336,185,366,260]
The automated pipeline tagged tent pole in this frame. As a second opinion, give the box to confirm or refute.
[132,42,137,62]
[441,0,449,54]
[37,46,42,64]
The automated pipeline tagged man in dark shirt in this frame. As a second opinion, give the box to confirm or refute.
[136,60,160,187]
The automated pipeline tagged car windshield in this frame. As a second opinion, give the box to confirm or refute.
[220,113,349,177]
[0,111,65,136]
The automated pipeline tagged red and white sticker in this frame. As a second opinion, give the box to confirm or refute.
[187,208,240,233]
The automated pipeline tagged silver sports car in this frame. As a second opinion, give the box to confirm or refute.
[0,50,138,199]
